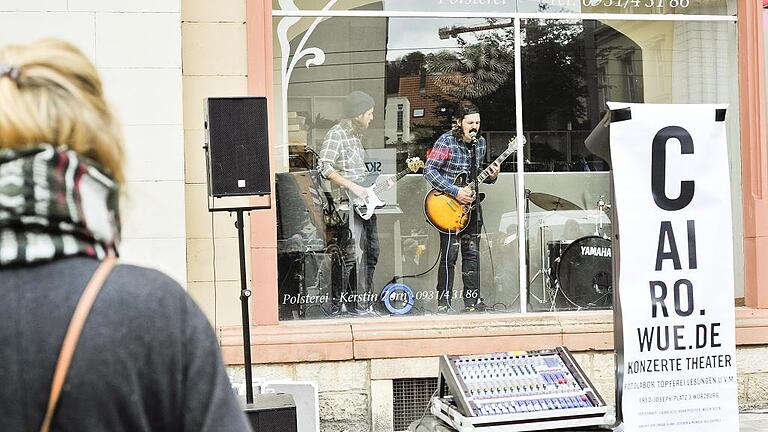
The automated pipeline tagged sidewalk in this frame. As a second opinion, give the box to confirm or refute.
[741,412,768,432]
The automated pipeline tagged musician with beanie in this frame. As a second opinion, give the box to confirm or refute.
[318,90,379,315]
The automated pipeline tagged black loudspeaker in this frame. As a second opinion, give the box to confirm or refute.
[244,393,298,432]
[205,97,271,197]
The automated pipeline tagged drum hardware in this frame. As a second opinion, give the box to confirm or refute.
[544,239,571,307]
[528,221,554,306]
[528,192,583,212]
[524,191,582,309]
[592,195,611,239]
[524,191,613,311]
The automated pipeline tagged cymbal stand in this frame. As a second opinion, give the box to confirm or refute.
[594,195,610,239]
[524,189,546,308]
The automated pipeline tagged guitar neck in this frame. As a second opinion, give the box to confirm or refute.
[473,146,516,186]
[372,166,411,194]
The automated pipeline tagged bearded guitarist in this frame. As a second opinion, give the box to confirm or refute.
[424,103,500,313]
[318,91,379,315]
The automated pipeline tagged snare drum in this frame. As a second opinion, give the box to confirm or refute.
[555,236,612,310]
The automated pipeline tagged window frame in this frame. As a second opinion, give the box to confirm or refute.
[236,0,768,363]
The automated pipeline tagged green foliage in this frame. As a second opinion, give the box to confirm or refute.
[422,19,588,132]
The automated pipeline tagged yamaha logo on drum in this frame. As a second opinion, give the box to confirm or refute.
[580,245,612,258]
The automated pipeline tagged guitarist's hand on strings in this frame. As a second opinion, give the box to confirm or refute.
[457,187,475,205]
[487,161,501,180]
[349,183,368,199]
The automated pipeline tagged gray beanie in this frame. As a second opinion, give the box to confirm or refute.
[343,91,375,118]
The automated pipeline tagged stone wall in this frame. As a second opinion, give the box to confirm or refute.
[181,0,250,327]
[0,0,187,284]
[227,345,768,432]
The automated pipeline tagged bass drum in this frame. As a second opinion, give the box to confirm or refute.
[556,236,612,310]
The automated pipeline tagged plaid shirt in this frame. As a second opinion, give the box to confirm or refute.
[319,121,368,181]
[424,131,491,197]
[318,120,370,200]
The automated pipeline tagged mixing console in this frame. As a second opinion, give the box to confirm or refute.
[432,346,614,431]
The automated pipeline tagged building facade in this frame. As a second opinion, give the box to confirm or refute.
[1,0,766,431]
[238,1,768,430]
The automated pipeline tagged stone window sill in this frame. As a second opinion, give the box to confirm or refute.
[218,307,768,365]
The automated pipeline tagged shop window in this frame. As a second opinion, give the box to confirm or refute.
[271,11,741,319]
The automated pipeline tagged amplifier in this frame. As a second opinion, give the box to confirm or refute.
[432,346,614,432]
[244,393,298,432]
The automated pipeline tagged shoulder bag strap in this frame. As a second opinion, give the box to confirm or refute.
[39,254,117,432]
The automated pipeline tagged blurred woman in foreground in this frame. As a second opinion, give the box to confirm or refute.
[0,39,251,432]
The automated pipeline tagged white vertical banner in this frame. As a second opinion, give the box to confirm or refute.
[609,103,738,431]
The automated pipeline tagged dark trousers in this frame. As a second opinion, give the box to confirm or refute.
[334,213,379,308]
[436,211,480,308]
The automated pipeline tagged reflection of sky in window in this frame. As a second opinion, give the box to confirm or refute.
[385,18,487,61]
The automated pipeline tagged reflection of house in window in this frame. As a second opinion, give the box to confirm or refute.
[397,75,447,128]
[385,96,410,146]
[621,51,639,101]
[641,36,669,102]
[386,72,454,145]
[596,63,608,111]
[582,21,644,126]
[385,71,457,147]
[589,23,644,106]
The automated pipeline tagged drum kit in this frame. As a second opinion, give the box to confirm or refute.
[526,192,613,311]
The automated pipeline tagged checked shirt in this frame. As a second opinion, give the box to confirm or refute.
[424,131,492,197]
[318,120,370,202]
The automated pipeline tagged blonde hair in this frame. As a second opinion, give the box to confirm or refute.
[0,39,124,183]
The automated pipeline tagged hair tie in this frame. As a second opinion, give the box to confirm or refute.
[0,63,21,82]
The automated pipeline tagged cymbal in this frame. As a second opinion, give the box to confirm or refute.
[528,192,582,211]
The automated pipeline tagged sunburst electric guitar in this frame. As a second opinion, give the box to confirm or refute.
[345,157,424,220]
[424,136,524,234]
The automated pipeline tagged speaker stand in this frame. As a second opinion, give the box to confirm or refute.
[235,210,254,404]
[209,201,272,405]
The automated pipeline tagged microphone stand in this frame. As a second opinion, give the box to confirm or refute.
[469,137,481,309]
[524,188,532,310]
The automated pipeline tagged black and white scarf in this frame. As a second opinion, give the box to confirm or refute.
[0,144,120,266]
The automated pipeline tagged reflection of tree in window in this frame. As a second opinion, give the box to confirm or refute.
[424,19,590,170]
[383,19,645,172]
